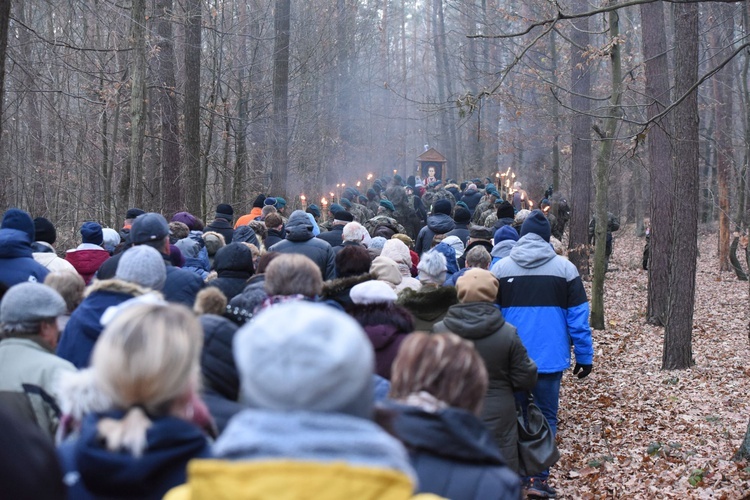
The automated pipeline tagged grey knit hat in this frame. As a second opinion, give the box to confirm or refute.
[116,245,167,291]
[0,283,67,325]
[233,301,374,418]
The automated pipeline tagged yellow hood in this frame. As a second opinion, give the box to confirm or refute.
[165,459,444,500]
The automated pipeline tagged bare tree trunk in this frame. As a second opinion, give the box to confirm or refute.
[432,0,458,179]
[0,0,10,140]
[567,0,592,276]
[663,2,699,371]
[154,0,182,216]
[640,0,672,326]
[591,5,622,330]
[0,0,11,206]
[184,0,202,216]
[710,3,734,272]
[550,30,561,193]
[129,0,147,209]
[233,0,250,207]
[270,0,290,198]
[248,0,267,195]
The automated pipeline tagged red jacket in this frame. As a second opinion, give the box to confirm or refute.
[65,248,110,284]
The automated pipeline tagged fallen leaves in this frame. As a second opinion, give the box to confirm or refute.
[550,226,750,498]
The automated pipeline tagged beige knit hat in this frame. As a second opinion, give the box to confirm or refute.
[456,268,499,303]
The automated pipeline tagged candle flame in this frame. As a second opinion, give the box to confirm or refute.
[367,173,373,180]
[356,181,361,187]
[321,197,328,205]
[300,195,306,201]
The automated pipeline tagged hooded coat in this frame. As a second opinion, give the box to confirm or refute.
[269,211,336,280]
[434,302,537,472]
[382,401,522,500]
[175,238,210,280]
[57,279,151,369]
[346,303,413,380]
[32,241,77,273]
[163,409,427,500]
[492,233,593,374]
[396,285,458,332]
[0,228,50,286]
[57,411,211,500]
[370,256,419,294]
[321,273,373,308]
[208,243,254,301]
[414,214,455,256]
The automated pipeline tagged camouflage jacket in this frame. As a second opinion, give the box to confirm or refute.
[365,215,406,237]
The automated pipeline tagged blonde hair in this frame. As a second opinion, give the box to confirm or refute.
[390,332,488,415]
[264,253,322,298]
[91,303,202,457]
[44,271,85,312]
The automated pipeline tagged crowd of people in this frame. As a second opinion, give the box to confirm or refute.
[0,175,593,500]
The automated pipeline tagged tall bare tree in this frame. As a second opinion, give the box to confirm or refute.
[640,0,673,326]
[567,0,592,275]
[269,0,290,198]
[663,1,699,370]
[184,0,202,215]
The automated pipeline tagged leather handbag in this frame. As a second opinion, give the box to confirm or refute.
[517,397,560,476]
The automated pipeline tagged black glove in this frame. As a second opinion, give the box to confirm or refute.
[573,363,592,379]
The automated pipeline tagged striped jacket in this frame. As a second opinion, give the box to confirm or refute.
[491,233,593,373]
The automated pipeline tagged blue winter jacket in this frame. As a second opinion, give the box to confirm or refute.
[57,280,141,368]
[58,411,210,500]
[0,228,50,286]
[491,233,593,373]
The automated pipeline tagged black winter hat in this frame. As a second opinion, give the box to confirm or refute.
[216,203,234,221]
[125,208,145,220]
[252,194,267,209]
[433,199,452,216]
[521,209,551,242]
[33,217,56,244]
[497,201,515,220]
[453,207,471,225]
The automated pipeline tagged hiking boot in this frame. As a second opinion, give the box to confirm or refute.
[523,478,557,498]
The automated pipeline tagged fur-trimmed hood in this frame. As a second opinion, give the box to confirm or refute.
[396,285,458,320]
[321,273,373,299]
[84,278,153,298]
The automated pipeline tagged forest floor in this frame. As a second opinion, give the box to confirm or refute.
[551,225,750,499]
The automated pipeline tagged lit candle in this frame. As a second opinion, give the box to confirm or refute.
[321,197,328,206]
[367,173,373,180]
[393,169,398,175]
[300,194,307,207]
[356,181,361,187]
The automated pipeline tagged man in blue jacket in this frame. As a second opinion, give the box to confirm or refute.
[491,209,593,498]
[0,209,50,287]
